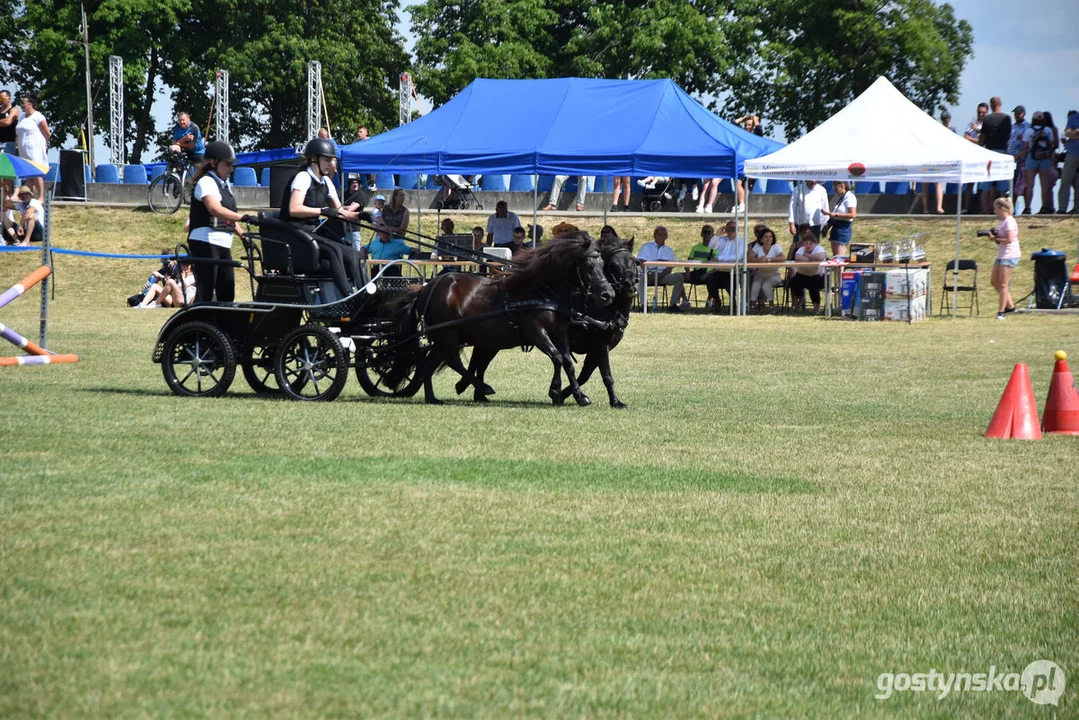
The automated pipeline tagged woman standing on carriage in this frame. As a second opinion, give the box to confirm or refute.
[187,141,248,303]
[280,138,364,295]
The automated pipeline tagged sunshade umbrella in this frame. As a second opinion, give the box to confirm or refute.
[0,151,49,179]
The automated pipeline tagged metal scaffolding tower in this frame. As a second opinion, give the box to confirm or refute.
[108,55,124,166]
[307,61,322,140]
[398,73,412,127]
[214,69,229,144]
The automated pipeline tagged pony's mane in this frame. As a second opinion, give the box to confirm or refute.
[501,234,595,295]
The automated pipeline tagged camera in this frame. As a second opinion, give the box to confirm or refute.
[976,230,993,237]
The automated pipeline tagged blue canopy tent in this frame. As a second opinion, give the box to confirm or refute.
[340,77,783,314]
[340,77,781,178]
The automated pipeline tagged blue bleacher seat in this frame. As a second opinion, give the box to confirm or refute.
[122,165,149,184]
[374,172,396,189]
[45,163,59,182]
[481,174,509,192]
[821,181,835,194]
[945,183,959,195]
[509,174,535,192]
[885,181,910,195]
[233,166,258,187]
[424,174,440,190]
[855,181,881,194]
[537,175,555,193]
[260,168,271,187]
[95,164,120,183]
[145,164,166,182]
[764,179,791,194]
[717,179,734,193]
[84,164,91,185]
[397,173,420,190]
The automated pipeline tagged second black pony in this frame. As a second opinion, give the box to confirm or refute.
[458,235,638,407]
[383,234,614,405]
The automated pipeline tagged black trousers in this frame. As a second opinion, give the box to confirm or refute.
[189,240,234,303]
[315,226,365,294]
[789,272,824,305]
[705,270,733,301]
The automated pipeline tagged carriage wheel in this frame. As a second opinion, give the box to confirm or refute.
[242,345,279,394]
[274,325,348,401]
[148,174,184,214]
[435,200,445,210]
[649,200,662,212]
[355,337,423,398]
[161,321,236,397]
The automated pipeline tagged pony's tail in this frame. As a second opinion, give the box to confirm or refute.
[381,290,423,391]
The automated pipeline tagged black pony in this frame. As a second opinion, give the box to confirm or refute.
[460,235,638,408]
[383,234,613,405]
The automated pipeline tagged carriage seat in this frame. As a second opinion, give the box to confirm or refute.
[256,211,331,277]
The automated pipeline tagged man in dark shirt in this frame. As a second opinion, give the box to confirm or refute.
[978,96,1012,212]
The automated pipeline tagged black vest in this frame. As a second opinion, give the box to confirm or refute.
[279,167,330,227]
[0,106,15,143]
[188,172,236,234]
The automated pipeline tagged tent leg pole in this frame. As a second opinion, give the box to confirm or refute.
[953,196,961,318]
[532,181,538,246]
[603,177,608,225]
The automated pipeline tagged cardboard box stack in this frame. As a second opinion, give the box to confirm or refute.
[857,271,887,321]
[882,269,929,322]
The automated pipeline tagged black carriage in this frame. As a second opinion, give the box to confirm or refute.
[151,214,426,402]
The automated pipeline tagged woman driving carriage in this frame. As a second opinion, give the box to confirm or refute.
[279,138,365,295]
[187,141,249,303]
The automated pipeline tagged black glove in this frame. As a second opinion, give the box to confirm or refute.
[240,214,259,225]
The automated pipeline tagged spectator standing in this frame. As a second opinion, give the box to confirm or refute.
[355,126,377,190]
[542,175,587,212]
[170,111,204,166]
[987,197,1019,318]
[1008,105,1030,205]
[486,200,520,248]
[733,114,763,213]
[0,89,18,198]
[380,188,411,242]
[922,111,956,214]
[696,177,719,214]
[789,228,828,312]
[748,226,785,311]
[821,180,857,257]
[787,180,829,239]
[1057,110,1079,214]
[14,93,50,201]
[962,103,987,212]
[1020,111,1058,215]
[610,175,631,213]
[978,97,1012,213]
[637,226,690,312]
[704,219,747,313]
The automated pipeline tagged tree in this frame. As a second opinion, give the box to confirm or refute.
[408,0,730,107]
[169,0,411,151]
[409,0,973,142]
[724,0,974,139]
[4,0,191,163]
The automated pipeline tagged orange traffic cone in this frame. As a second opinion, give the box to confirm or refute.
[1042,350,1079,435]
[985,363,1042,439]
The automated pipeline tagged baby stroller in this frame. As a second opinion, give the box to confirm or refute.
[639,177,678,212]
[434,174,483,210]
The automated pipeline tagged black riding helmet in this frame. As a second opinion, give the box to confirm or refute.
[204,141,236,162]
[304,137,337,160]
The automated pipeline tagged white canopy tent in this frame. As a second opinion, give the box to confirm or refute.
[745,76,1016,317]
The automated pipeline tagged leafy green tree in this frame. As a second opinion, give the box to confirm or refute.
[410,0,973,141]
[409,0,730,107]
[169,0,411,151]
[4,0,190,163]
[724,0,974,139]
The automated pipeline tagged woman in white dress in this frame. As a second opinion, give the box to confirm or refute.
[15,93,50,200]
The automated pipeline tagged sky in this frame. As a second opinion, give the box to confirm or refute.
[44,0,1079,174]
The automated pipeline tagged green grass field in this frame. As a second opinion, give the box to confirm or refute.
[0,208,1077,717]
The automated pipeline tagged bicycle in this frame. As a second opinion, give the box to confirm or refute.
[148,150,195,215]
